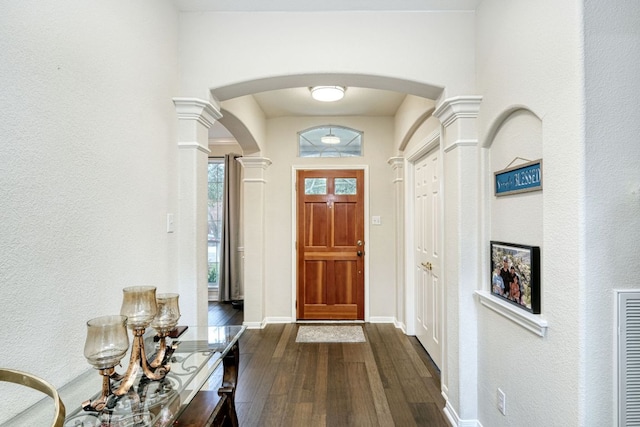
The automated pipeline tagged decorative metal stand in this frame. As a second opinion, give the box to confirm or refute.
[113,326,168,396]
[81,288,182,412]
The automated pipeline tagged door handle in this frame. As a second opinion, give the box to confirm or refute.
[421,262,433,271]
[357,251,363,257]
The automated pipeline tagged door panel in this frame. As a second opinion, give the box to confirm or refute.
[297,169,364,320]
[414,149,443,369]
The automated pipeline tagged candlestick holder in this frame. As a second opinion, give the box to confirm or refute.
[82,315,129,411]
[114,286,167,396]
[149,293,181,370]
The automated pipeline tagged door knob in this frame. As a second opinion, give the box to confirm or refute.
[357,240,363,246]
[357,251,363,257]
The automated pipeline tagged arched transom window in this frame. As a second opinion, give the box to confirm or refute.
[298,125,363,158]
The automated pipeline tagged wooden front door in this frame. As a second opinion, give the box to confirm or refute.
[296,169,365,320]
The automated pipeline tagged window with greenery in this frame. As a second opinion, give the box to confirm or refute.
[207,158,224,288]
[298,125,363,158]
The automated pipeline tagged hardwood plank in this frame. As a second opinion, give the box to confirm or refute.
[311,343,328,425]
[366,324,420,426]
[345,361,380,426]
[359,331,395,426]
[205,318,450,427]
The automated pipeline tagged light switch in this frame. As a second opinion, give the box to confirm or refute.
[167,213,175,233]
[372,216,381,225]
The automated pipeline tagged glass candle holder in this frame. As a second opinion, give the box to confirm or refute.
[115,286,167,396]
[82,315,129,411]
[150,293,180,335]
[150,293,181,369]
[120,286,158,329]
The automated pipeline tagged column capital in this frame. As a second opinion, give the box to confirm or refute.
[387,156,405,170]
[173,97,222,128]
[237,157,272,170]
[433,96,482,128]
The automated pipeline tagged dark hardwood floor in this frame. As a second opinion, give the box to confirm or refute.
[208,302,449,426]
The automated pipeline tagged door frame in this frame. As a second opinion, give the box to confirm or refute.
[404,131,444,344]
[291,165,370,322]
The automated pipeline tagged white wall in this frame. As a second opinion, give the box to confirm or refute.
[178,11,475,99]
[263,116,397,321]
[583,1,640,424]
[475,1,584,425]
[0,0,179,421]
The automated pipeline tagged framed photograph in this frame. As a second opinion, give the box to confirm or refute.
[490,241,540,314]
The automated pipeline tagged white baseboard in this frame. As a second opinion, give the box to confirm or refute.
[243,320,266,329]
[264,316,294,324]
[443,399,482,427]
[394,319,407,333]
[368,316,396,323]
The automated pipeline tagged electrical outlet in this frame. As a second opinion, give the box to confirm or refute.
[497,388,506,415]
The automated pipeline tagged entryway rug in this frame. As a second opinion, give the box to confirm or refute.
[295,325,366,343]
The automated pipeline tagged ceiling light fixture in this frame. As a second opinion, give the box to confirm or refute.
[321,129,341,145]
[310,86,345,102]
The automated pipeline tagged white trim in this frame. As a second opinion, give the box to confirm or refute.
[406,130,440,162]
[475,290,549,337]
[243,320,267,329]
[368,316,396,323]
[264,316,294,324]
[443,399,482,427]
[242,178,268,184]
[237,156,272,169]
[404,160,416,336]
[433,96,482,128]
[387,156,404,169]
[173,97,222,128]
[444,138,478,153]
[291,165,370,322]
[178,141,211,154]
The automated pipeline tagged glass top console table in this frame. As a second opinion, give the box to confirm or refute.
[2,325,245,427]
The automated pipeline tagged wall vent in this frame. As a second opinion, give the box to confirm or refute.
[619,291,640,426]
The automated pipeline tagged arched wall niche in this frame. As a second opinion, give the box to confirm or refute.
[486,106,543,247]
[482,105,542,149]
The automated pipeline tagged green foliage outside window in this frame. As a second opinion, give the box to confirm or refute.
[208,263,219,284]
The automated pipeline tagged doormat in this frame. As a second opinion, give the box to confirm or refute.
[295,325,366,343]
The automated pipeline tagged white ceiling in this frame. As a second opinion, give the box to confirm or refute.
[253,87,407,119]
[210,86,409,140]
[175,0,480,12]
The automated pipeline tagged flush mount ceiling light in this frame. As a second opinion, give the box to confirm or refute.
[310,86,345,102]
[321,128,341,144]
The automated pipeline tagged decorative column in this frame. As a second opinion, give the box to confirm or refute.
[388,157,405,330]
[237,156,272,328]
[433,96,482,424]
[173,98,222,327]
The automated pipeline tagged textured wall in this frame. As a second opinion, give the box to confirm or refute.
[475,1,584,425]
[178,11,476,99]
[0,0,179,421]
[583,1,640,424]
